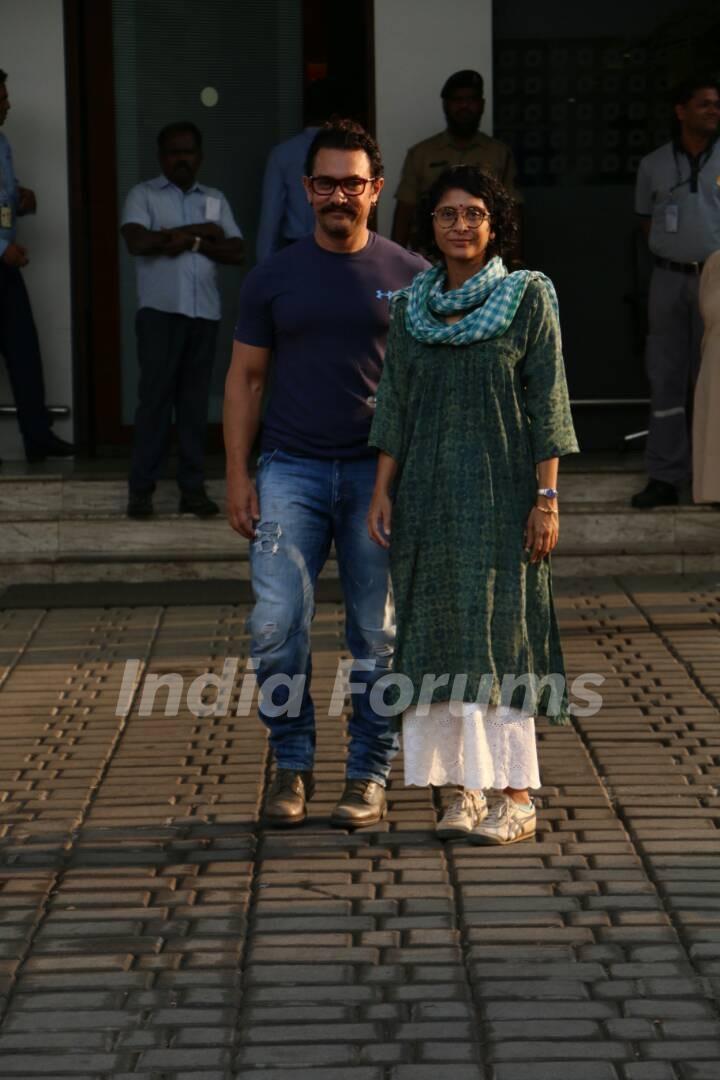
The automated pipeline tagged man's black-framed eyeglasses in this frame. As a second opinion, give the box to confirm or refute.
[309,175,377,196]
[432,205,490,229]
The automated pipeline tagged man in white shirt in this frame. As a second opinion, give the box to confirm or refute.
[121,121,244,518]
[632,76,720,508]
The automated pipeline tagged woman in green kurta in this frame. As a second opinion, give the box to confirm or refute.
[368,166,579,845]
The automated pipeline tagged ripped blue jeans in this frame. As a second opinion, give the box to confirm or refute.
[249,449,399,785]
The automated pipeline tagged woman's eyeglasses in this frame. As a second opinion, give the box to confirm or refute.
[432,205,490,229]
[308,176,376,196]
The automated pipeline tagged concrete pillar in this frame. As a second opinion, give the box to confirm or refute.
[373,0,494,237]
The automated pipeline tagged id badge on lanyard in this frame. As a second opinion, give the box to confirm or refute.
[0,199,12,230]
[664,203,679,233]
[667,143,709,234]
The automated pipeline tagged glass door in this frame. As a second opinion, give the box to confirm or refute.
[111,0,303,426]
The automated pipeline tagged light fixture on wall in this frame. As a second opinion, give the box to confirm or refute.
[200,86,219,107]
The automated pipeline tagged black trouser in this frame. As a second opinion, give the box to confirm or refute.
[129,307,218,494]
[0,263,52,453]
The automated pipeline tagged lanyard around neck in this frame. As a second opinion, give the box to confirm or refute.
[671,140,714,193]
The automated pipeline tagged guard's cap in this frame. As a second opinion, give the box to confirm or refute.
[441,69,484,98]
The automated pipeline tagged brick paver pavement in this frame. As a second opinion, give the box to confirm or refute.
[0,575,719,1079]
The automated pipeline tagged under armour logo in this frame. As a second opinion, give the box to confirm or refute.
[376,289,394,300]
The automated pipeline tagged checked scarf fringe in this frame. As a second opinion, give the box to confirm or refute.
[400,255,560,346]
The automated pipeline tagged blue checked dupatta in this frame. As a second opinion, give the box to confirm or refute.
[402,255,559,345]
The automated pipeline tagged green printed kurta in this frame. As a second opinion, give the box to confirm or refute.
[369,280,580,724]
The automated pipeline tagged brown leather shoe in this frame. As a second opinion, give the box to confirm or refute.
[263,769,315,827]
[330,779,387,829]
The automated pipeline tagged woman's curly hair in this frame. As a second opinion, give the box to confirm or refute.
[416,165,519,262]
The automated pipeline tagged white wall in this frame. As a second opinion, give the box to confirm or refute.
[374,0,493,237]
[0,0,73,459]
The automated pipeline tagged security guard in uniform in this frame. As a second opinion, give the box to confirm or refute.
[392,70,521,250]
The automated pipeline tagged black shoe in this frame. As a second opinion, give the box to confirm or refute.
[178,489,220,517]
[630,479,678,509]
[330,779,387,829]
[26,433,75,463]
[127,491,154,518]
[263,769,315,827]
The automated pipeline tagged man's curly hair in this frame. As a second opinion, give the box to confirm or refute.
[417,165,518,262]
[305,118,384,179]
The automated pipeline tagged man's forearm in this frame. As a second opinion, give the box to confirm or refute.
[131,228,170,251]
[174,224,224,239]
[199,237,245,265]
[122,227,180,256]
[223,374,264,475]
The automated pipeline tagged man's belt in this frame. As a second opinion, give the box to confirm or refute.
[653,255,705,274]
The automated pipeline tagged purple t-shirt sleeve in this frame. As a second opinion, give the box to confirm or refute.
[234,265,274,348]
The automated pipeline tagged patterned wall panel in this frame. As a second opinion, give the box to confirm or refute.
[494,39,672,186]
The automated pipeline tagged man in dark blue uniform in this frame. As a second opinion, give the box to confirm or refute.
[0,69,74,463]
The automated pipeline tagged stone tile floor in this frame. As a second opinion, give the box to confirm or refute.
[0,574,719,1079]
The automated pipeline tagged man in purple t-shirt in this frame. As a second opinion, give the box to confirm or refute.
[225,120,427,829]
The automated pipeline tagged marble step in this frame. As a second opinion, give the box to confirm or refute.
[1,465,717,585]
[4,502,718,553]
[1,502,718,584]
[0,470,649,519]
[0,477,229,519]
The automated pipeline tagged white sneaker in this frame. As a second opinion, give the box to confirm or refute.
[470,795,536,845]
[436,789,488,839]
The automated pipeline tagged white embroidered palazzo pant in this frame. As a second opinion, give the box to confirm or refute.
[402,701,541,790]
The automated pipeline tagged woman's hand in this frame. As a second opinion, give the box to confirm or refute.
[524,506,559,564]
[368,489,393,548]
